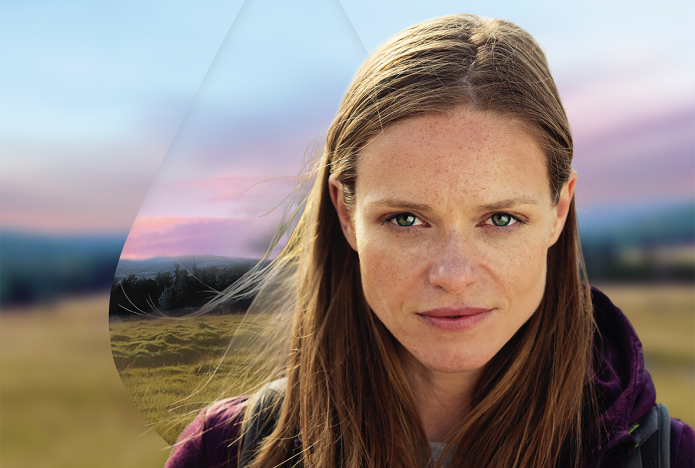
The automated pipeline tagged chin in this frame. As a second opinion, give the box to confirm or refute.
[413,346,492,375]
[426,360,488,375]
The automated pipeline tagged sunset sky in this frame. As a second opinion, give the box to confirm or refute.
[2,0,693,260]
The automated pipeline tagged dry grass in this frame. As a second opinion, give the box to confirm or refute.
[0,295,170,468]
[109,313,275,444]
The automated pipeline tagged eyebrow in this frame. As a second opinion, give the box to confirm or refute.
[366,196,541,212]
[365,199,433,212]
[478,196,541,211]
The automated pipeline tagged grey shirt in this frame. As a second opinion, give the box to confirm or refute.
[428,441,454,467]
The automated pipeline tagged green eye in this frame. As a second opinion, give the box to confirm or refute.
[394,214,417,226]
[490,213,513,226]
[394,213,417,227]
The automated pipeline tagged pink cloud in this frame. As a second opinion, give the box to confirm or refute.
[558,58,693,139]
[572,106,695,205]
[120,216,288,260]
[167,174,300,204]
[137,173,302,219]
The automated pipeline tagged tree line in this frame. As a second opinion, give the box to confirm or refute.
[109,260,259,318]
[582,240,694,283]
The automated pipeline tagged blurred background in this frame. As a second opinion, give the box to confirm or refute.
[1,1,693,467]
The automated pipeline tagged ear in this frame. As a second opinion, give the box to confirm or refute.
[548,170,577,247]
[328,177,358,251]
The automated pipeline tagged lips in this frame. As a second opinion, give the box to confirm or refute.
[419,307,491,317]
[416,307,493,331]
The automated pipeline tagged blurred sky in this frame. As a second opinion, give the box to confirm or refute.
[1,0,693,259]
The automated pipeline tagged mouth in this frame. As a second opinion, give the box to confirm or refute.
[416,307,493,331]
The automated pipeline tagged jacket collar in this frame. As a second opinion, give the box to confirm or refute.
[590,286,656,464]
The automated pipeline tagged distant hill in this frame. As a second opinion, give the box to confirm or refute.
[578,200,695,247]
[578,201,694,282]
[0,231,127,307]
[114,255,256,282]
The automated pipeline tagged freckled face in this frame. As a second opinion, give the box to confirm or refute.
[333,108,574,374]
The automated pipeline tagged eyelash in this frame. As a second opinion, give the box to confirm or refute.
[382,212,526,233]
[382,213,426,233]
[483,212,526,232]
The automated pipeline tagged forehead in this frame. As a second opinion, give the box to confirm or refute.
[356,109,551,207]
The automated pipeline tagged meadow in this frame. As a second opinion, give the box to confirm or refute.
[111,283,695,446]
[1,295,170,468]
[110,312,280,445]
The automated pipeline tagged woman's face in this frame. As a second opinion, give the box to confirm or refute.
[330,107,576,375]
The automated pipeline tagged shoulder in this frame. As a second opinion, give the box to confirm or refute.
[670,417,695,467]
[165,396,250,468]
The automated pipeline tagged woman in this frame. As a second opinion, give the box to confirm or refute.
[165,14,694,468]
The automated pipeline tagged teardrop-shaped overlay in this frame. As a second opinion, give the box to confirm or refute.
[109,0,366,445]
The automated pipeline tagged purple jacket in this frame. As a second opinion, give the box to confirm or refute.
[165,288,694,467]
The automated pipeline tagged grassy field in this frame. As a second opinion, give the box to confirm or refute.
[1,295,170,468]
[109,313,280,444]
[112,283,694,447]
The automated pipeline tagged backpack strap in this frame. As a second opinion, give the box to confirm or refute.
[623,403,670,468]
[238,378,287,467]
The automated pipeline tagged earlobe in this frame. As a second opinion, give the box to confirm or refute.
[548,171,577,247]
[328,178,358,251]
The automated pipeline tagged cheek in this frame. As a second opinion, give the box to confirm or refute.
[495,237,547,281]
[485,236,548,313]
[357,236,422,311]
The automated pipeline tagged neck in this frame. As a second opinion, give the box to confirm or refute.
[401,351,483,443]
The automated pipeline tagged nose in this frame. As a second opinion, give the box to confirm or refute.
[428,231,479,294]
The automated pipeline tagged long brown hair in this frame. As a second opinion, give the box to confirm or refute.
[234,14,596,468]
